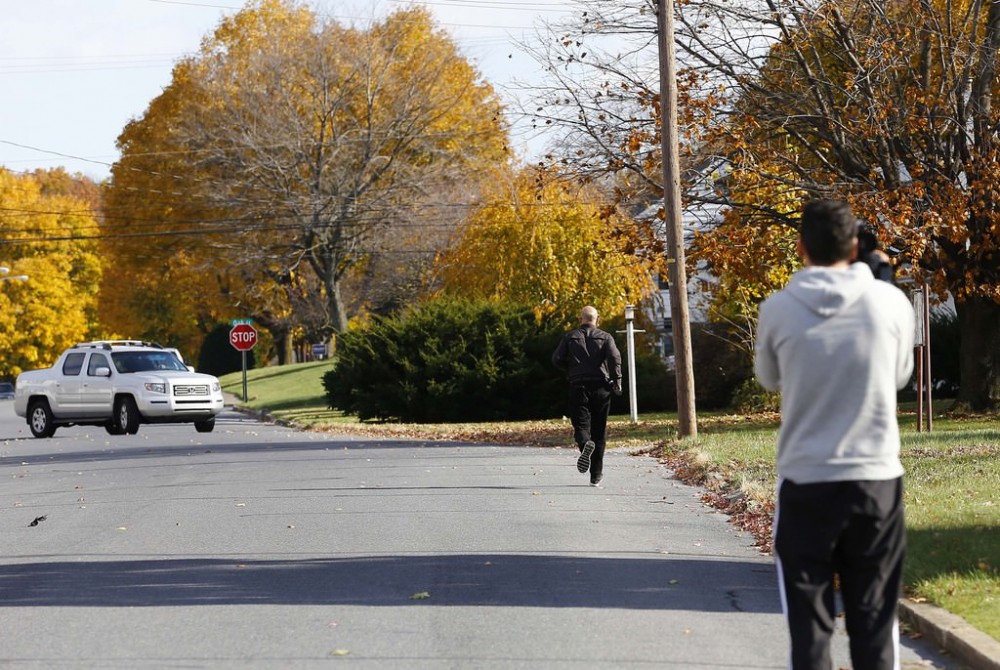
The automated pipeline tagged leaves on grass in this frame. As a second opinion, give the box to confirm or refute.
[654,444,776,553]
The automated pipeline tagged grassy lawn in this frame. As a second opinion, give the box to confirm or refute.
[220,362,999,640]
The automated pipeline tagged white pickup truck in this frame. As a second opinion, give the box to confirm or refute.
[14,340,226,438]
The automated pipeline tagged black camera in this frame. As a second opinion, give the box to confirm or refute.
[857,223,894,283]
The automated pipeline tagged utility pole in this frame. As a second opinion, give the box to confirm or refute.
[657,0,698,437]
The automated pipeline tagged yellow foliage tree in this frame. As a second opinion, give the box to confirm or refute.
[431,168,658,322]
[102,0,509,361]
[0,169,102,376]
[100,3,308,360]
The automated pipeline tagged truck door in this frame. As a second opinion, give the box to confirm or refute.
[80,352,114,417]
[53,352,86,415]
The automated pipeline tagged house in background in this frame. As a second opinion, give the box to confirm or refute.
[637,191,723,361]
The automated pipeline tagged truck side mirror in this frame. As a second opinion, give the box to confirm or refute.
[94,367,112,377]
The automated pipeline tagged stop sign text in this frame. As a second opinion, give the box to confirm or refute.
[230,323,258,351]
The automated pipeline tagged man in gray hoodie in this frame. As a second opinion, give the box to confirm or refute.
[755,200,915,670]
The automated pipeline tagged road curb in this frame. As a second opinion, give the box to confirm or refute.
[899,599,1000,669]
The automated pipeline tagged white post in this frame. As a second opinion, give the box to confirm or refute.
[625,304,639,423]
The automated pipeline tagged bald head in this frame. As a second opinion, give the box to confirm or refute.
[580,306,598,325]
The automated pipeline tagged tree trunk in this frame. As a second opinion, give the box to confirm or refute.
[955,296,1000,411]
[278,333,295,365]
[327,275,349,333]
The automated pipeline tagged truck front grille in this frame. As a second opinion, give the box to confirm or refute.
[173,384,209,397]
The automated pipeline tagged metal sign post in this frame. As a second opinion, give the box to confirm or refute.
[911,287,932,432]
[229,319,258,402]
[618,305,646,423]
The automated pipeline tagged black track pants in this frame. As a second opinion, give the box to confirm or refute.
[774,477,905,670]
[568,382,611,478]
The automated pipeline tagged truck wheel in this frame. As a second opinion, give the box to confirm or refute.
[115,396,141,435]
[105,422,126,435]
[28,399,57,438]
[194,417,215,433]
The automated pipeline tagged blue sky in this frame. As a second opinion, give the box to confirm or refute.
[0,0,572,181]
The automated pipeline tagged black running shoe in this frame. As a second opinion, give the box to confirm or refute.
[590,474,604,487]
[577,440,595,473]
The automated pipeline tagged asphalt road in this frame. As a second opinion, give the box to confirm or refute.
[0,401,962,669]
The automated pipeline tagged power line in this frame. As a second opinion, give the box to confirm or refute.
[0,140,114,169]
[144,0,241,9]
[394,0,570,13]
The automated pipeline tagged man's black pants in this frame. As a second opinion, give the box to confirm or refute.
[568,382,611,479]
[774,477,905,670]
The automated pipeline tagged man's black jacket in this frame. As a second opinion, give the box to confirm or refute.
[552,323,622,386]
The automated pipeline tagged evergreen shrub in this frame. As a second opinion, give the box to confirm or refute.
[323,300,567,422]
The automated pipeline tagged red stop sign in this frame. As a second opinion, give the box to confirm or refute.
[229,323,258,351]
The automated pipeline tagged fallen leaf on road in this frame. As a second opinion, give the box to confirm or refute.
[329,649,351,656]
[668,579,679,585]
[117,527,128,531]
[409,592,431,600]
[28,515,47,527]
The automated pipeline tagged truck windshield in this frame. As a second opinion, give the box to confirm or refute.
[111,351,189,373]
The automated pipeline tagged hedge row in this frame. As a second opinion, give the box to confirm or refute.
[322,299,688,423]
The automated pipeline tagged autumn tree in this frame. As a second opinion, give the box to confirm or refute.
[182,3,510,332]
[675,0,1000,410]
[103,0,509,359]
[431,167,660,321]
[100,50,237,359]
[0,169,102,376]
[526,0,1000,410]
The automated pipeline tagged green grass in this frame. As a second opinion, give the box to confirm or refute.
[902,430,999,638]
[657,416,1000,641]
[221,361,998,639]
[219,359,355,425]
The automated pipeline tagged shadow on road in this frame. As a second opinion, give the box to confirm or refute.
[1,436,508,467]
[0,554,780,612]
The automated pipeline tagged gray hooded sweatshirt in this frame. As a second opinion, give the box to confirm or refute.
[755,263,915,484]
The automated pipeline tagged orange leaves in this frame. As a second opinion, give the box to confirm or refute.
[103,0,510,346]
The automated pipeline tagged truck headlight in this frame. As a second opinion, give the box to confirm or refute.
[212,382,221,392]
[144,383,167,394]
